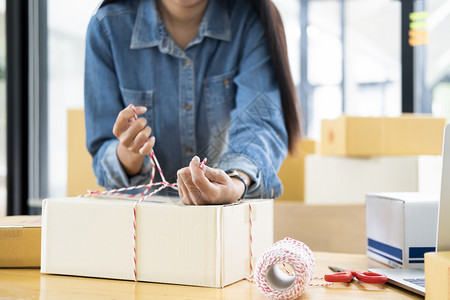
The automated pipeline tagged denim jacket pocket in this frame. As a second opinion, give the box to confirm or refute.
[203,68,238,136]
[119,86,154,128]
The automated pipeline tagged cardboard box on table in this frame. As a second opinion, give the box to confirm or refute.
[366,193,438,269]
[0,216,41,267]
[277,139,317,201]
[305,155,442,205]
[425,251,450,300]
[321,115,447,156]
[41,197,273,288]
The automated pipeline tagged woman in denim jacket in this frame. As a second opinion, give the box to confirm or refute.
[84,0,301,205]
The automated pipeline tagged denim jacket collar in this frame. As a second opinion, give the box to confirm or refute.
[130,0,231,50]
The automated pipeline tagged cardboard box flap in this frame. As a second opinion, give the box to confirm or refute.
[0,216,42,228]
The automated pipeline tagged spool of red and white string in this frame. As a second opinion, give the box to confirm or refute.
[255,237,315,300]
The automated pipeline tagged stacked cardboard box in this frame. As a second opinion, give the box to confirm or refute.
[320,115,446,156]
[0,216,41,267]
[277,139,317,201]
[304,115,447,205]
[67,109,103,196]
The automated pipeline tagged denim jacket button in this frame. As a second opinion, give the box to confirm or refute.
[184,103,192,111]
[223,78,230,88]
[160,39,168,53]
[186,147,193,153]
[184,60,191,68]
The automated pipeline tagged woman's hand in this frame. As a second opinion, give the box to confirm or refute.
[177,156,248,205]
[112,105,155,176]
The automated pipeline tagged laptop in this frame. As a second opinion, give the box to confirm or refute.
[369,122,450,297]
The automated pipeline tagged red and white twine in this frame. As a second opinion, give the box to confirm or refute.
[82,105,322,295]
[255,237,316,300]
[83,105,183,281]
[246,202,254,282]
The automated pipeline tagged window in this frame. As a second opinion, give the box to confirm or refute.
[275,0,402,139]
[308,0,344,139]
[273,0,301,86]
[47,0,98,197]
[345,0,401,117]
[427,0,450,119]
[0,0,6,216]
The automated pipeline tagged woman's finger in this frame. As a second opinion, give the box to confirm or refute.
[189,157,208,189]
[177,177,184,199]
[203,166,229,185]
[139,136,155,156]
[132,105,147,115]
[128,126,151,152]
[189,157,221,203]
[177,176,193,205]
[177,168,197,205]
[113,105,147,137]
[119,117,147,148]
[113,106,145,136]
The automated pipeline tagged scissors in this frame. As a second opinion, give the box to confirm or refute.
[324,266,387,284]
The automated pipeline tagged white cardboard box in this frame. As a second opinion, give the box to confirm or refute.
[41,197,273,287]
[305,155,442,205]
[366,192,438,268]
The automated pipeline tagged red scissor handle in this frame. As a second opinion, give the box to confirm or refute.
[353,271,387,284]
[324,270,353,282]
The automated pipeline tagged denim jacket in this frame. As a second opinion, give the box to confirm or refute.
[84,0,288,198]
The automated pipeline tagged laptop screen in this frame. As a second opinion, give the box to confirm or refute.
[437,123,450,251]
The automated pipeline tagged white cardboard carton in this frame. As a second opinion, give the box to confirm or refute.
[366,192,438,268]
[41,197,273,287]
[305,155,442,204]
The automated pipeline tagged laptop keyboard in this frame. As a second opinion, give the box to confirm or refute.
[404,278,425,288]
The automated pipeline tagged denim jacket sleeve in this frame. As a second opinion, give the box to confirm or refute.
[214,10,288,199]
[84,15,152,189]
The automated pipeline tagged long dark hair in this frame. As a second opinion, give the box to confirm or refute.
[246,0,301,153]
[99,0,301,153]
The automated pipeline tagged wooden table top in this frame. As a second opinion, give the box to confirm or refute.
[0,252,423,299]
